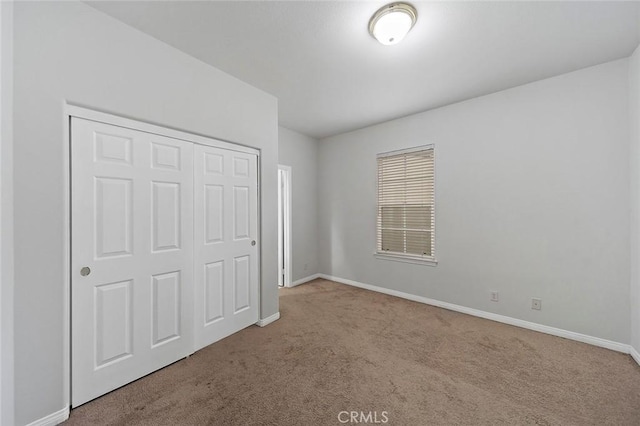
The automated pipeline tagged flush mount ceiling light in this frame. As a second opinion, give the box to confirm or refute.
[368,2,418,46]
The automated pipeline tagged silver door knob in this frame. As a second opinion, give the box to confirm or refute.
[251,240,256,246]
[80,267,91,276]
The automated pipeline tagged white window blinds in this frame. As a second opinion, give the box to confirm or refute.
[377,146,435,259]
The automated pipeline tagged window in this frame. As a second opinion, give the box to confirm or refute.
[376,145,436,264]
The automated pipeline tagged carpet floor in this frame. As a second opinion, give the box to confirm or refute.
[65,279,640,425]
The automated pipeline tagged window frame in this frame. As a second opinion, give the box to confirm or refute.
[374,144,437,266]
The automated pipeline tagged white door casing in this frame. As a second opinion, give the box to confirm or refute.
[277,165,291,287]
[278,169,284,287]
[71,118,195,407]
[194,144,259,351]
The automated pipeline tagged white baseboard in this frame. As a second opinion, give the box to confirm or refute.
[318,274,631,354]
[25,406,69,426]
[289,273,321,288]
[630,346,640,366]
[256,311,280,327]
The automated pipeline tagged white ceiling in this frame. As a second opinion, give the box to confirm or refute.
[89,1,640,139]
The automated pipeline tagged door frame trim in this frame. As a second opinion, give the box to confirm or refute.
[63,103,262,410]
[278,165,292,287]
[66,104,259,156]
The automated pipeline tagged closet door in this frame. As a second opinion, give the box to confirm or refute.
[194,144,259,350]
[71,118,194,407]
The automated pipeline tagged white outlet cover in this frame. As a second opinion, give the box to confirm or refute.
[532,298,542,310]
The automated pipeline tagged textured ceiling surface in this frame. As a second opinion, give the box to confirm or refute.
[90,1,640,139]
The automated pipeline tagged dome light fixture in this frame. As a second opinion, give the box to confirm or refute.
[368,2,418,46]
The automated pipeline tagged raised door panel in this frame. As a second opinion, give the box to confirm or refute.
[152,182,181,252]
[233,256,250,313]
[233,157,249,177]
[151,271,181,346]
[204,261,224,324]
[205,185,224,244]
[233,186,250,240]
[95,177,133,258]
[94,132,132,165]
[152,142,181,171]
[94,280,133,368]
[205,152,224,175]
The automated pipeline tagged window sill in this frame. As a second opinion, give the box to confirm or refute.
[374,253,438,266]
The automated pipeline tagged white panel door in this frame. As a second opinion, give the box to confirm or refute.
[71,118,194,407]
[194,144,259,350]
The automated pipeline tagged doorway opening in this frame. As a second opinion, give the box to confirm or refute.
[278,165,292,287]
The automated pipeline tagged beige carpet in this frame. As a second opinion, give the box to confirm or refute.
[65,279,640,425]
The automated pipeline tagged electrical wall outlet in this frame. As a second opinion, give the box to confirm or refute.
[304,263,308,271]
[491,291,499,302]
[532,298,542,310]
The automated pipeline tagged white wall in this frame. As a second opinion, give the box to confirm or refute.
[319,59,630,344]
[13,2,278,424]
[630,43,640,355]
[278,127,319,281]
[0,2,14,425]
